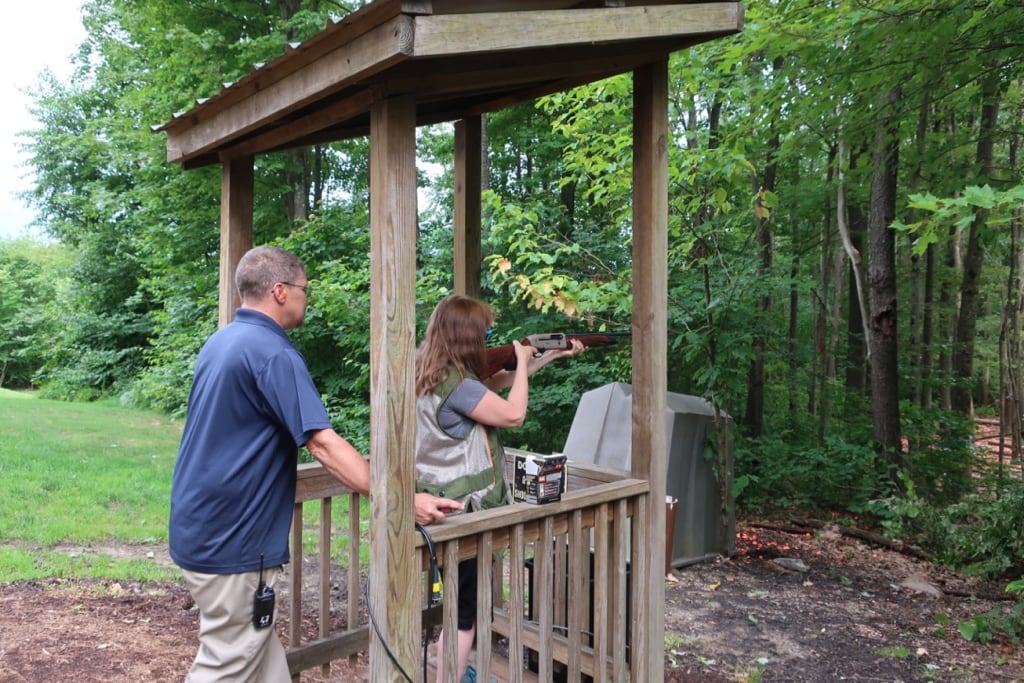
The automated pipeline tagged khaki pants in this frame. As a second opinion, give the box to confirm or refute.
[182,566,288,682]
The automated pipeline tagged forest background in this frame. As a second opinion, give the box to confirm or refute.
[1,0,1023,639]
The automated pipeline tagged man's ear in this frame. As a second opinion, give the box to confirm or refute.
[270,283,286,303]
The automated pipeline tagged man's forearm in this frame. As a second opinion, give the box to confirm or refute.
[306,429,371,495]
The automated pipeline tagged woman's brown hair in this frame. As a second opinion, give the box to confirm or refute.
[415,295,495,396]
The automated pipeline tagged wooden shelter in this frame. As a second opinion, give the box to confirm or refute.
[160,1,743,680]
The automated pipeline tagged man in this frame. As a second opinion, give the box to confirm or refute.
[169,246,461,682]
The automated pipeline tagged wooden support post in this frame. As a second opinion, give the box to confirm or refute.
[218,155,254,326]
[631,58,668,683]
[454,116,483,298]
[368,95,420,682]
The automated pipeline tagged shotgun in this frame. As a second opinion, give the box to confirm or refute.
[483,331,630,378]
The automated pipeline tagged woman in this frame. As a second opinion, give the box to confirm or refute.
[414,294,584,683]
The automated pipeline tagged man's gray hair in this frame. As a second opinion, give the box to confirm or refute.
[235,246,305,303]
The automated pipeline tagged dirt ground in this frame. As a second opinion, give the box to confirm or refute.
[663,521,1022,683]
[1,518,1021,683]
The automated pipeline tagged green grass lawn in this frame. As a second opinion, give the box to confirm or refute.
[0,389,183,582]
[0,388,367,584]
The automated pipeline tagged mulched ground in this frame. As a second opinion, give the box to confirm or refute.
[1,516,1021,683]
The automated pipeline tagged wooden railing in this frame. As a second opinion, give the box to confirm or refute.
[285,454,648,682]
[286,465,368,679]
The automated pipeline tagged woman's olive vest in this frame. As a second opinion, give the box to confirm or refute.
[414,372,510,512]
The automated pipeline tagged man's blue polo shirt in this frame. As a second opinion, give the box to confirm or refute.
[169,308,332,574]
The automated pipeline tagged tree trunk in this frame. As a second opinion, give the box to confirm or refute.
[838,139,869,395]
[908,91,931,407]
[743,57,782,438]
[920,243,936,410]
[951,68,1002,415]
[938,94,967,412]
[285,148,309,223]
[1000,213,1024,469]
[844,202,868,394]
[939,226,961,411]
[867,85,904,484]
[999,108,1024,471]
[480,113,490,193]
[312,145,324,210]
[812,146,836,428]
[743,220,770,438]
[828,248,845,381]
[788,244,799,423]
[818,144,844,441]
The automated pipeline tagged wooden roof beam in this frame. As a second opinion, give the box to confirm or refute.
[215,87,385,163]
[409,4,743,56]
[202,39,714,164]
[166,16,414,164]
[165,3,742,166]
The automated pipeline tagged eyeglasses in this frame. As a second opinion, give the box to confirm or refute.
[280,281,310,295]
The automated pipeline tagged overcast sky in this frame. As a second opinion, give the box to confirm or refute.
[2,3,86,239]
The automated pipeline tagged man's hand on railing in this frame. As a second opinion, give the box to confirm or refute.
[415,493,464,525]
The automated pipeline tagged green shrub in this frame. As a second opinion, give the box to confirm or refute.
[734,433,881,510]
[872,474,1024,580]
[959,580,1024,646]
[900,403,976,505]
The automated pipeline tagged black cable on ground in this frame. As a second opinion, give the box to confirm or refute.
[362,522,442,683]
[364,577,415,682]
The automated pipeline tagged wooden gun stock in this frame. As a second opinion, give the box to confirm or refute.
[483,331,630,378]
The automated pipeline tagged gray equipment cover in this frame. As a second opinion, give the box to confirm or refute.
[562,382,735,567]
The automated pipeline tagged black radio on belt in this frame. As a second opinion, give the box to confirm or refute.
[253,554,275,629]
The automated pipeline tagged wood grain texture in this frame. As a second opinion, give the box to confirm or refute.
[217,157,252,327]
[368,95,420,682]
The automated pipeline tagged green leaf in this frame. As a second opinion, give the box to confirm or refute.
[958,621,977,641]
[962,185,996,209]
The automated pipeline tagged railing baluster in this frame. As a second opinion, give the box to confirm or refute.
[630,492,650,683]
[319,496,332,677]
[508,524,524,683]
[567,508,585,680]
[553,521,567,643]
[289,501,303,683]
[611,497,628,681]
[441,538,460,682]
[347,492,360,667]
[476,530,494,681]
[536,515,555,681]
[592,502,610,683]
